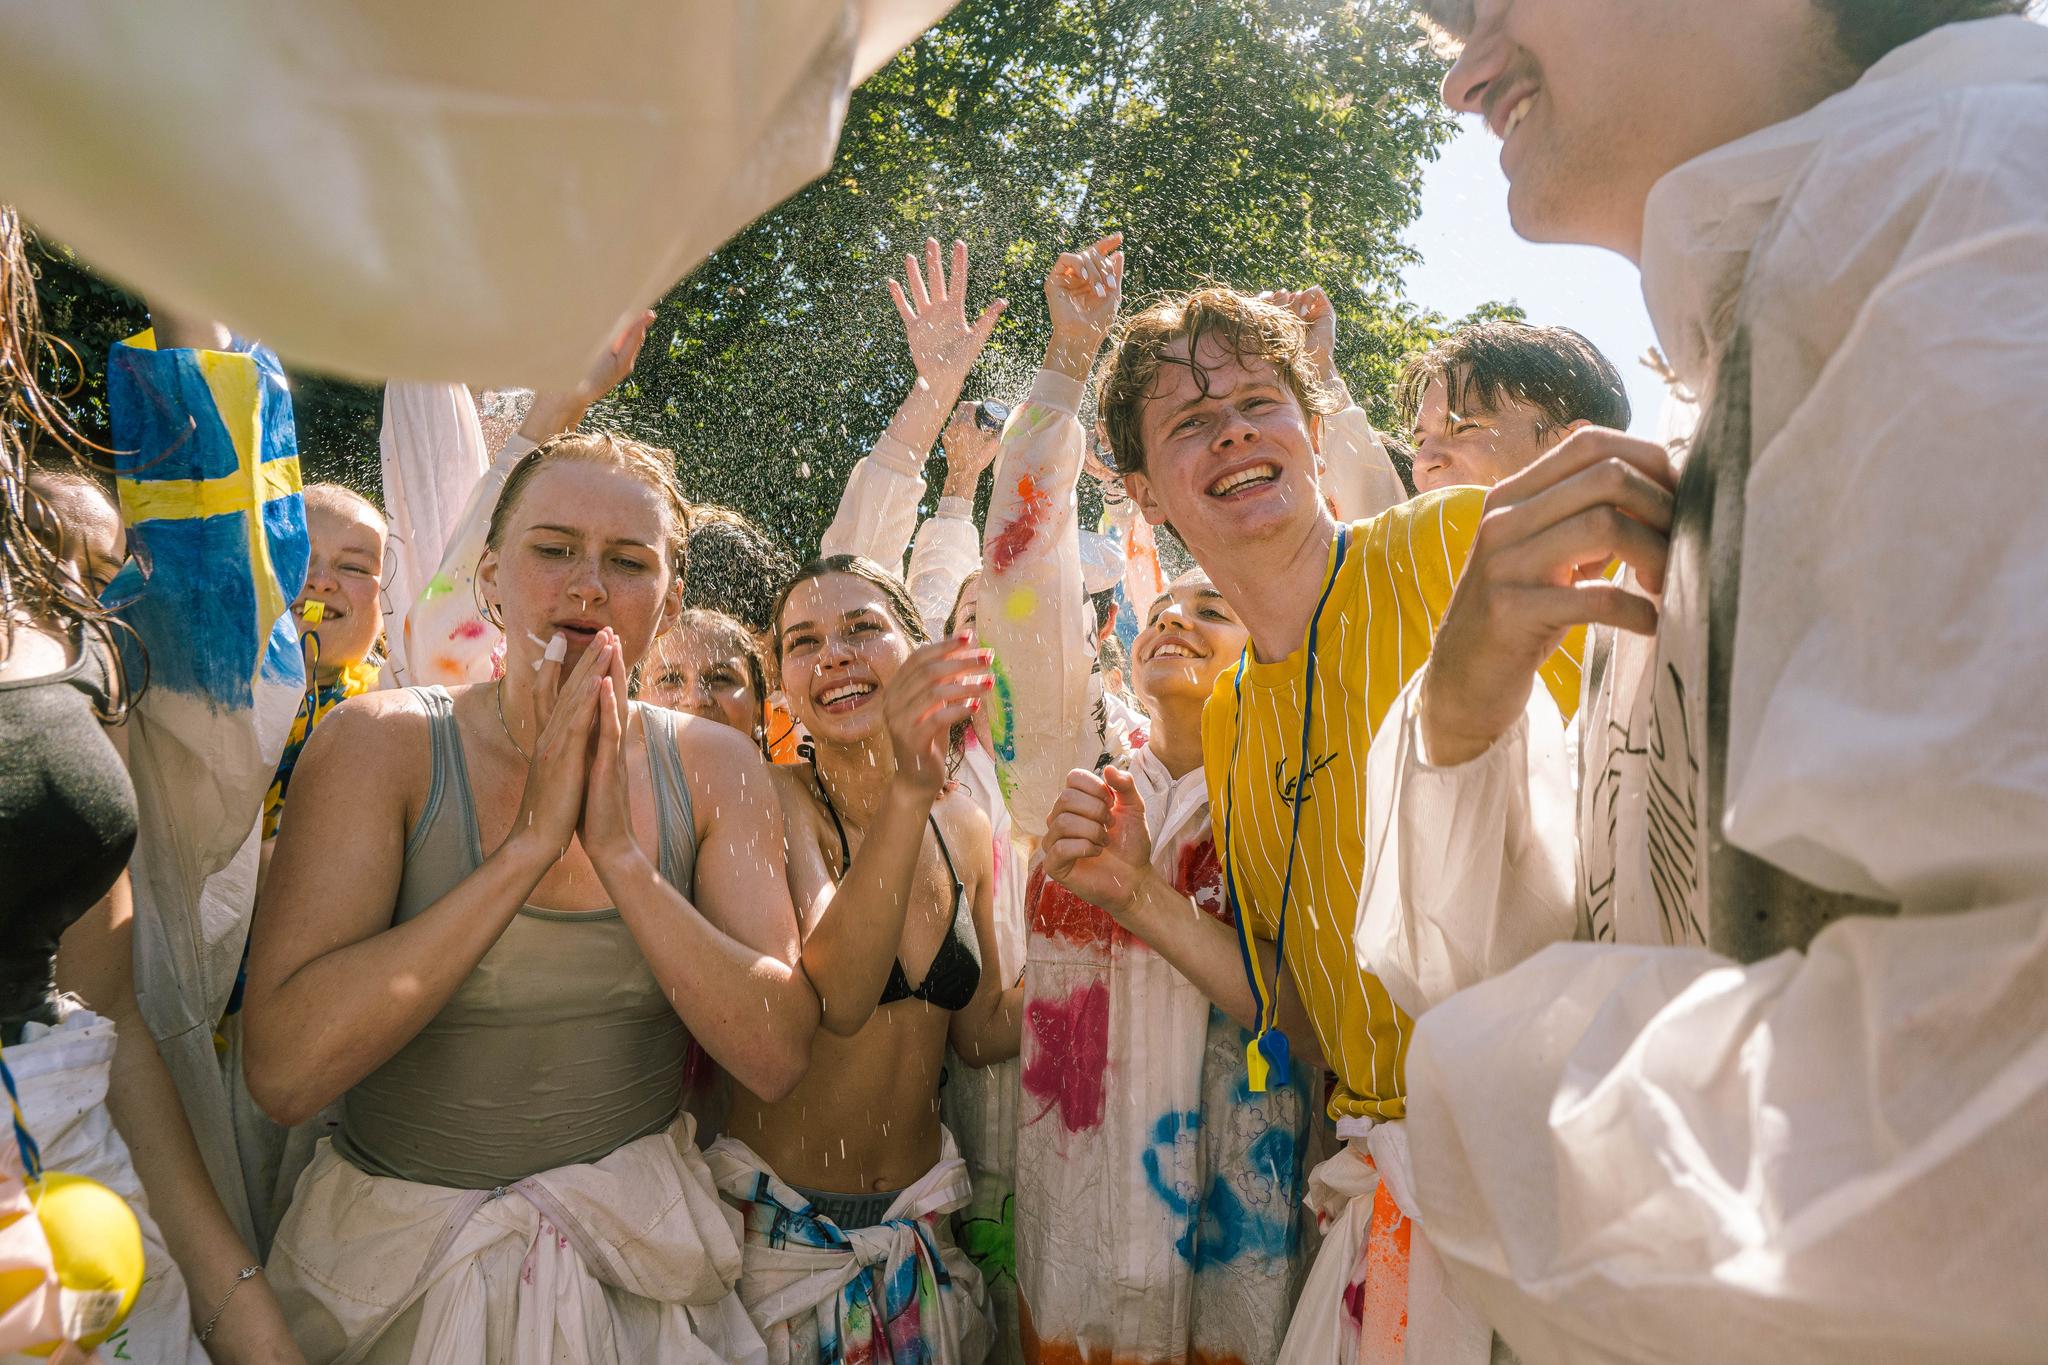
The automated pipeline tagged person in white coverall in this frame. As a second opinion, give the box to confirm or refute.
[1356,3,2048,1362]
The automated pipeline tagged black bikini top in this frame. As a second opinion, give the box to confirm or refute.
[812,769,982,1013]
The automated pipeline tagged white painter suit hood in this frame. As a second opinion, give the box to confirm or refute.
[0,0,956,387]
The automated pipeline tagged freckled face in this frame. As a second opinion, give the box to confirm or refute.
[777,573,915,747]
[480,461,682,674]
[297,501,387,679]
[646,627,760,735]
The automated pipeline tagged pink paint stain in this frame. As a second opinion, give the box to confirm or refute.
[454,619,487,640]
[1021,980,1109,1132]
[986,475,1052,574]
[1027,864,1130,951]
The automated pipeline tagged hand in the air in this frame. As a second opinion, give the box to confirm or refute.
[941,401,1002,497]
[891,238,1008,399]
[1044,232,1124,364]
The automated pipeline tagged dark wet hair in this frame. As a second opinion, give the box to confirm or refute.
[1397,321,1629,438]
[769,554,929,664]
[686,504,798,635]
[1097,287,1341,476]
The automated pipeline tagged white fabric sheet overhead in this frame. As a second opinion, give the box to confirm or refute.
[0,0,954,385]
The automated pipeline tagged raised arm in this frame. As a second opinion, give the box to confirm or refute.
[400,311,652,686]
[903,405,996,634]
[821,238,1005,567]
[577,642,822,1101]
[1262,286,1405,520]
[780,639,991,1036]
[981,232,1123,839]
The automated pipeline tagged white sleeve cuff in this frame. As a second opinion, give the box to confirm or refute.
[1027,367,1086,416]
[936,495,975,522]
[871,430,927,477]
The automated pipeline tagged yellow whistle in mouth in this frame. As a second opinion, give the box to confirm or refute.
[301,600,326,625]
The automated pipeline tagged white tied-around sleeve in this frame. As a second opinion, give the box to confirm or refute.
[1401,138,2048,1364]
[1320,404,1408,523]
[819,430,928,570]
[1355,672,1579,1019]
[378,382,491,688]
[905,498,980,638]
[980,368,1092,840]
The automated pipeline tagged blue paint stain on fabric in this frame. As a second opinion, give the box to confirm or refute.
[106,335,307,707]
[1246,1126,1296,1187]
[1141,1110,1201,1220]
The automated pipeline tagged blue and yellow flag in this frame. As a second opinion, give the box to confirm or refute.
[105,330,308,709]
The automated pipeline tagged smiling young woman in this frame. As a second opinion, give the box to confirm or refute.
[242,430,817,1360]
[702,552,1020,1360]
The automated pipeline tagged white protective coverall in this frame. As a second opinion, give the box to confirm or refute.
[1355,17,2048,1364]
[0,1,955,386]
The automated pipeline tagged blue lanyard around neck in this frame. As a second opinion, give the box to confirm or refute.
[1222,524,1349,1092]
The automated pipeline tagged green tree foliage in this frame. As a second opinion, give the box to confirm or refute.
[28,0,1516,549]
[595,0,1493,556]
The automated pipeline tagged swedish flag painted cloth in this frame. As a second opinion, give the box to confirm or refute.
[106,328,308,1250]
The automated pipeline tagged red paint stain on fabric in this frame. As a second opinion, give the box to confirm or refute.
[1173,835,1229,924]
[454,619,487,640]
[1021,979,1110,1132]
[987,475,1053,573]
[1028,864,1132,950]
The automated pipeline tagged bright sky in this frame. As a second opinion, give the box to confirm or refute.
[1399,116,1665,435]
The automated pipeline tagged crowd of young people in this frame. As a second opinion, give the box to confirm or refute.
[2,1,2043,1361]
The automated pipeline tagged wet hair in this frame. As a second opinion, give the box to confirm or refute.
[1096,287,1342,476]
[1815,1,2034,65]
[486,431,690,583]
[303,480,389,530]
[654,607,770,755]
[769,554,928,664]
[1,206,138,717]
[1396,321,1630,438]
[1413,0,2035,65]
[685,504,797,635]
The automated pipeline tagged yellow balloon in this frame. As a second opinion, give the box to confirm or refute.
[20,1172,143,1354]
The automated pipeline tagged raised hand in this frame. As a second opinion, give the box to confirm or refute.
[890,238,1008,399]
[884,637,993,798]
[1044,232,1124,378]
[940,401,1002,497]
[519,308,656,442]
[1418,429,1678,766]
[509,629,614,861]
[1261,286,1345,399]
[1042,765,1153,917]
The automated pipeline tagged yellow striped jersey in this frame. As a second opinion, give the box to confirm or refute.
[1203,489,1584,1120]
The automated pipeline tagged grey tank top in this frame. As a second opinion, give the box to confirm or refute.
[334,686,698,1188]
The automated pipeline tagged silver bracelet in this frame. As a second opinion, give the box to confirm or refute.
[197,1265,262,1343]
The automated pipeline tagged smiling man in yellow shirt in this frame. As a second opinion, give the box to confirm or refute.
[1039,285,1585,1361]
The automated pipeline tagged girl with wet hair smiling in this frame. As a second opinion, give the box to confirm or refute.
[244,430,816,1360]
[703,552,1020,1362]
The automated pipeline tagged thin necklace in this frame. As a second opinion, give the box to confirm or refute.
[495,679,532,761]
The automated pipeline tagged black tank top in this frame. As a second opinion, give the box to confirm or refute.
[811,767,982,1012]
[0,630,138,1041]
